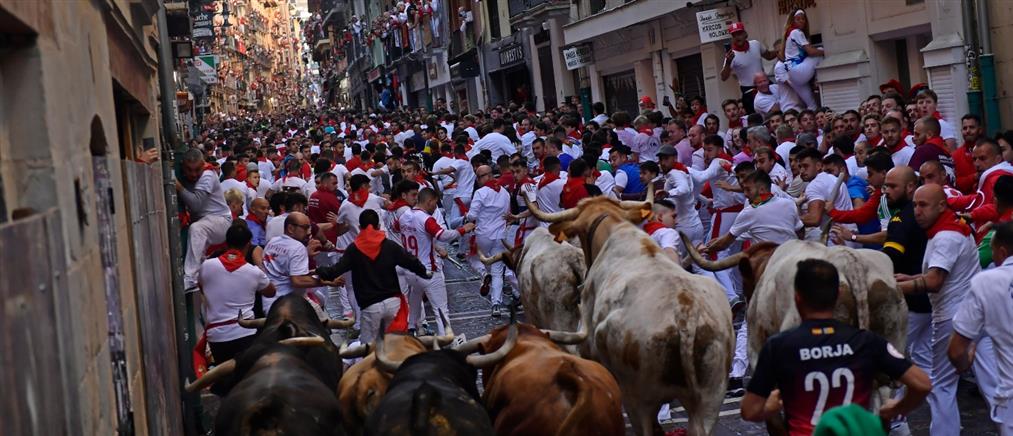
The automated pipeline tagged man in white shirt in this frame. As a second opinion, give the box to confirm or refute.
[468,165,518,317]
[265,192,308,243]
[534,156,566,227]
[591,102,609,126]
[177,148,233,291]
[751,72,780,117]
[916,89,957,150]
[199,224,276,365]
[468,118,517,161]
[262,212,327,312]
[796,148,853,242]
[951,222,1013,436]
[270,159,308,195]
[720,22,777,114]
[896,184,991,436]
[433,144,477,228]
[258,149,278,184]
[657,145,704,245]
[399,188,476,335]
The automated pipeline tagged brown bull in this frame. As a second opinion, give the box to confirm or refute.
[526,187,735,436]
[472,323,624,436]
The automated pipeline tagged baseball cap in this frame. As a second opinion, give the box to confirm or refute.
[728,22,745,34]
[640,96,655,106]
[796,133,817,148]
[657,145,678,157]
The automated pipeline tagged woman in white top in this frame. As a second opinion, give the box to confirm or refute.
[780,9,824,110]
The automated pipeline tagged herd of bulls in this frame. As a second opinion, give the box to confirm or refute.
[187,185,909,436]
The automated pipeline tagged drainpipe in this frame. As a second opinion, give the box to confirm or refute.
[962,0,981,119]
[975,0,1001,135]
[155,4,202,436]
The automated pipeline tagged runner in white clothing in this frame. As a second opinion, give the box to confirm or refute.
[468,165,518,317]
[262,212,330,312]
[467,119,516,160]
[399,188,475,335]
[177,148,233,291]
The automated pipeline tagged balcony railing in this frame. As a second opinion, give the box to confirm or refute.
[508,0,552,17]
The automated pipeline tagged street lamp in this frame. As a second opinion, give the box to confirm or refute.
[221,1,231,28]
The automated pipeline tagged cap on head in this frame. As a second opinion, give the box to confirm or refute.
[728,22,745,34]
[639,96,655,106]
[656,145,678,157]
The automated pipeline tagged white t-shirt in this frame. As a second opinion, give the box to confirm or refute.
[769,163,791,186]
[729,40,766,87]
[335,194,387,250]
[262,234,310,310]
[200,257,270,342]
[923,230,981,323]
[729,196,803,244]
[258,160,276,183]
[450,158,476,200]
[785,29,809,61]
[535,177,566,226]
[272,175,307,193]
[649,226,682,256]
[939,118,957,141]
[330,164,349,192]
[953,258,1013,400]
[468,131,517,161]
[890,145,915,168]
[776,140,796,166]
[265,212,288,243]
[754,86,780,116]
[592,113,609,126]
[803,172,854,240]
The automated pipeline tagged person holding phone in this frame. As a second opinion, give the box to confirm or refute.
[720,22,778,115]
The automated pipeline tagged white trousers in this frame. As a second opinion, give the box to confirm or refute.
[995,398,1013,436]
[784,57,821,110]
[359,296,401,346]
[708,210,742,301]
[476,236,518,305]
[404,270,451,335]
[730,322,749,378]
[907,312,933,371]
[184,214,232,289]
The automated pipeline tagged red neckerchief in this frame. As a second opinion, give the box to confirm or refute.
[218,248,247,273]
[923,136,951,156]
[888,139,907,154]
[750,192,774,207]
[932,111,943,121]
[246,179,258,190]
[850,131,861,142]
[497,172,515,188]
[203,162,215,171]
[414,175,429,187]
[257,156,267,162]
[455,153,469,161]
[442,152,454,158]
[866,135,882,146]
[637,128,654,136]
[361,161,375,170]
[236,165,248,182]
[643,221,666,235]
[353,225,386,260]
[245,212,266,227]
[387,199,409,212]
[538,172,561,189]
[517,126,527,136]
[670,162,689,173]
[346,156,362,171]
[568,130,582,141]
[483,179,502,192]
[691,109,707,125]
[560,177,590,208]
[731,39,750,52]
[349,187,369,207]
[927,209,971,238]
[728,119,742,129]
[717,152,735,171]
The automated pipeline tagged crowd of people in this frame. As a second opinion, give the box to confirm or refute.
[176,10,1013,436]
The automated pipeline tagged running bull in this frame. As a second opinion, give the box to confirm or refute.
[478,226,586,333]
[363,322,520,436]
[526,188,735,436]
[184,294,355,435]
[455,321,624,436]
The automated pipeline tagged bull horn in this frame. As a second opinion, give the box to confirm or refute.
[278,335,327,347]
[501,240,515,251]
[618,183,655,209]
[338,341,371,358]
[465,323,518,367]
[237,311,265,329]
[452,334,490,354]
[325,316,355,329]
[820,172,847,245]
[679,231,746,271]
[525,194,580,223]
[184,359,236,393]
[373,334,403,373]
[415,335,455,349]
[478,249,504,266]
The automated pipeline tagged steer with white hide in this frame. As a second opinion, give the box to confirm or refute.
[478,226,586,334]
[526,187,734,436]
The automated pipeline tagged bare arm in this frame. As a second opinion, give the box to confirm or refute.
[948,332,975,373]
[878,365,931,422]
[800,199,825,227]
[741,390,782,422]
[896,267,948,295]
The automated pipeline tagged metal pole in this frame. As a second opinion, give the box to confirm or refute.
[962,0,982,119]
[155,4,202,436]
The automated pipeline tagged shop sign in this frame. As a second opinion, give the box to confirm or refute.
[499,43,524,68]
[778,0,816,15]
[194,55,218,84]
[192,11,214,39]
[367,67,382,83]
[563,45,593,71]
[695,7,737,44]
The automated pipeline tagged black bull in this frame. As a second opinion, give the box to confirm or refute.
[186,294,351,435]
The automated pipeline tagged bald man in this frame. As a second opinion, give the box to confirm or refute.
[921,160,985,213]
[262,211,326,312]
[897,184,993,436]
[245,197,271,247]
[880,166,935,408]
[467,165,518,317]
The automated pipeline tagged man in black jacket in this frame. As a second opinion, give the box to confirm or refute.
[317,209,430,345]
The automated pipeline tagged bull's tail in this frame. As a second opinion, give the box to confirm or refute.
[556,360,622,435]
[410,382,440,435]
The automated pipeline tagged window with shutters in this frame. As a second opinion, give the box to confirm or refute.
[675,54,706,100]
[819,79,861,113]
[928,65,956,124]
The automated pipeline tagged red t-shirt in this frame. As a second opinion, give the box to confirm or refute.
[308,189,343,243]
